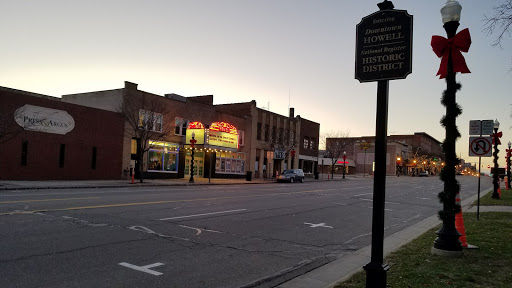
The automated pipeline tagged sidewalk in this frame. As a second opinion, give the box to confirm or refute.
[0,174,361,191]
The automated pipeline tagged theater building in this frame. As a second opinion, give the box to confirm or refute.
[0,86,124,180]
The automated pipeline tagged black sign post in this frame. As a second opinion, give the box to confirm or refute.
[355,1,413,288]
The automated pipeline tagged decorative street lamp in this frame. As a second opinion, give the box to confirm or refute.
[507,141,511,190]
[343,151,346,179]
[431,0,472,255]
[189,132,196,183]
[491,119,501,199]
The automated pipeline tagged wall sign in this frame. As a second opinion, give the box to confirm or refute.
[355,9,413,82]
[14,104,75,135]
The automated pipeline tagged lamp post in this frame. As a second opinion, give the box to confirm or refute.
[189,132,196,183]
[343,151,346,179]
[491,119,501,199]
[432,0,464,255]
[507,141,511,190]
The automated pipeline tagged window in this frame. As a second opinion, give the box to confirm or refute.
[216,152,245,174]
[272,126,276,143]
[310,138,316,150]
[264,124,269,141]
[303,138,309,149]
[238,130,245,146]
[21,140,28,166]
[131,139,137,155]
[91,147,97,169]
[257,123,262,140]
[139,109,163,132]
[175,118,188,136]
[59,144,65,168]
[147,141,179,172]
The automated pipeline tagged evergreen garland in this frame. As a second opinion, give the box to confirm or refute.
[438,80,462,222]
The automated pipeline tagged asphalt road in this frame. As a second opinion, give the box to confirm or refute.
[0,176,492,288]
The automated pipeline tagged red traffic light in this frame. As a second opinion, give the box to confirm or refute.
[487,165,491,168]
[291,150,295,157]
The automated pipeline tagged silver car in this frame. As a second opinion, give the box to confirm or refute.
[277,169,305,183]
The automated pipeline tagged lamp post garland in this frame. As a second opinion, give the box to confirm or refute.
[431,0,471,254]
[189,132,197,183]
[491,119,501,199]
[507,141,511,190]
[342,151,346,179]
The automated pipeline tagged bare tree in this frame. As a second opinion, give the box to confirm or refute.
[118,93,174,183]
[484,0,512,47]
[321,130,351,179]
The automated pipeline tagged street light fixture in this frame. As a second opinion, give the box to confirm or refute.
[491,119,501,199]
[432,0,465,255]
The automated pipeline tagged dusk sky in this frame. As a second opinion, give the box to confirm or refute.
[2,0,511,168]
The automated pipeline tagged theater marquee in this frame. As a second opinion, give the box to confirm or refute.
[207,122,238,149]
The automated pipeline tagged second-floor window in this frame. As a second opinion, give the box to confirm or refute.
[139,109,163,132]
[303,137,309,149]
[175,118,188,136]
[310,138,316,150]
[257,123,262,140]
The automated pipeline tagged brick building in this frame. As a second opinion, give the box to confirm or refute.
[0,86,124,180]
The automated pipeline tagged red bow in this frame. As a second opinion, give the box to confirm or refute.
[431,28,471,79]
[492,131,502,145]
[506,149,511,156]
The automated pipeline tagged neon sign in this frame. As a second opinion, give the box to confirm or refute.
[210,122,238,135]
[188,121,204,129]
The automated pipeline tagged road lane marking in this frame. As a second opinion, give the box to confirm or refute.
[354,192,373,197]
[0,197,100,204]
[0,188,342,215]
[119,262,164,276]
[304,222,333,228]
[178,225,223,235]
[127,225,189,241]
[159,209,247,221]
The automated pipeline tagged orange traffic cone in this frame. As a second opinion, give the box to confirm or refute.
[454,193,468,248]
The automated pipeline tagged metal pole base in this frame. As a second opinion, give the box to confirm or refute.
[432,225,463,254]
[364,262,390,288]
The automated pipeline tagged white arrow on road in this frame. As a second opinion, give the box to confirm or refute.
[304,222,333,228]
[119,262,165,276]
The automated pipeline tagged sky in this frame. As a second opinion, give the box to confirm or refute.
[1,0,511,169]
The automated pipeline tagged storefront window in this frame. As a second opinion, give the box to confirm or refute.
[216,152,246,175]
[147,141,179,173]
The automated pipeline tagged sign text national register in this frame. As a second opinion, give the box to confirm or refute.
[355,9,413,82]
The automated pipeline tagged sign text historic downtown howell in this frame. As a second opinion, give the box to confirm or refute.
[355,9,413,82]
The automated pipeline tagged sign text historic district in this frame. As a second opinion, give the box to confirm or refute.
[355,10,413,82]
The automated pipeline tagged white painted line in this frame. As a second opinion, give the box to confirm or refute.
[179,225,222,235]
[354,192,373,197]
[304,222,333,229]
[119,262,164,276]
[417,197,431,200]
[158,209,247,221]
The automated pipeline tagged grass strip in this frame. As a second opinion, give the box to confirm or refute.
[476,188,512,206]
[335,212,512,288]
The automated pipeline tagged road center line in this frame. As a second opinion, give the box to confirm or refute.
[0,188,339,215]
[159,209,247,221]
[0,197,100,204]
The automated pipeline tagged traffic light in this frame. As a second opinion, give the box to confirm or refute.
[488,165,491,169]
[291,150,295,157]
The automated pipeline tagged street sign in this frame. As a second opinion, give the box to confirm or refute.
[481,120,494,135]
[469,120,494,136]
[469,136,492,157]
[355,9,413,82]
[469,120,481,135]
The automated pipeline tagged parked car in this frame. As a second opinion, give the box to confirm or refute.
[277,169,305,183]
[419,171,429,177]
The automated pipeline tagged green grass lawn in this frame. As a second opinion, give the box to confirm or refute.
[476,187,512,206]
[334,212,512,288]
